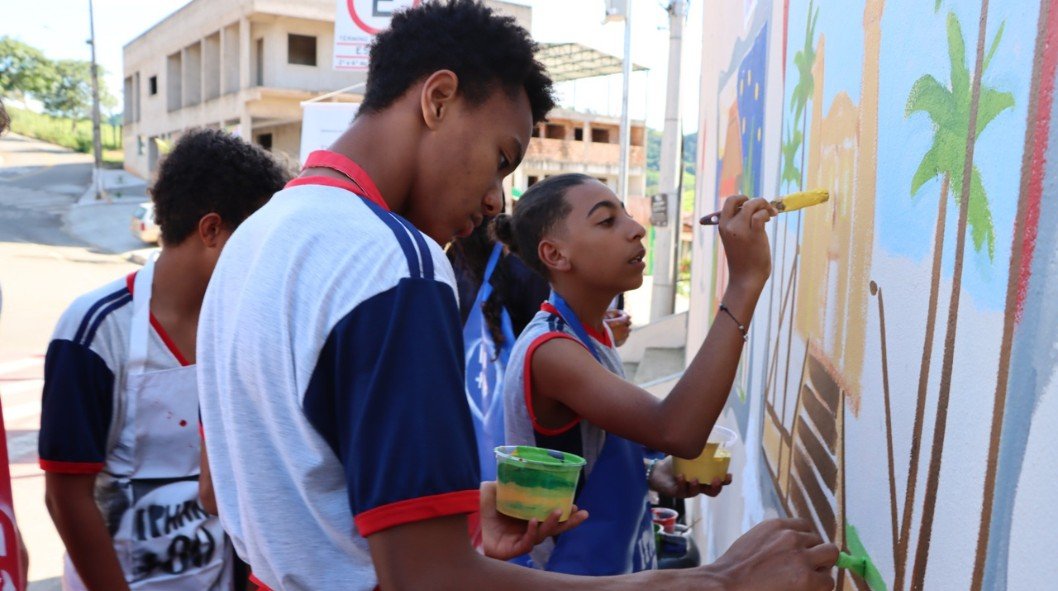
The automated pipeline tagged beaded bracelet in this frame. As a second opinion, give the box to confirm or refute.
[645,457,661,481]
[719,303,748,342]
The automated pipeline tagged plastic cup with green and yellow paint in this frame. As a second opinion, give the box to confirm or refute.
[494,445,586,522]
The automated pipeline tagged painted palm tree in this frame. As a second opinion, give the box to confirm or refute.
[780,0,819,192]
[903,5,1012,590]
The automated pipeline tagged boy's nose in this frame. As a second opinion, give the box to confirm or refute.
[482,184,503,216]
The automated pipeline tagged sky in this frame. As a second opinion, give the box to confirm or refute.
[0,0,704,131]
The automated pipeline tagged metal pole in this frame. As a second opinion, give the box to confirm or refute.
[616,0,633,204]
[649,0,686,320]
[88,0,104,199]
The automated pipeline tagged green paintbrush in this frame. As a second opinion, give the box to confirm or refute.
[838,525,888,590]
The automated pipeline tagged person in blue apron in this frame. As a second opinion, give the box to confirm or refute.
[39,129,289,590]
[449,203,551,481]
[496,173,779,575]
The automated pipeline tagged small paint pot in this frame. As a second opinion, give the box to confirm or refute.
[494,445,585,522]
[652,507,679,533]
[673,425,738,484]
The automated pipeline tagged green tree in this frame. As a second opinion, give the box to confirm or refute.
[0,36,57,102]
[899,9,1012,590]
[42,59,116,125]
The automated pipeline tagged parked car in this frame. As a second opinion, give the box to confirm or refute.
[131,202,160,244]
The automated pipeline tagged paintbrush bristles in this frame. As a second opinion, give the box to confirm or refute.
[772,189,830,212]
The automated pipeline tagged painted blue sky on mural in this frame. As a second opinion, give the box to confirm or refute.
[874,0,1037,311]
[780,0,1037,311]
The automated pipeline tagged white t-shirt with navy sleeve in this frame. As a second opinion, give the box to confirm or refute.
[39,273,189,478]
[196,184,481,590]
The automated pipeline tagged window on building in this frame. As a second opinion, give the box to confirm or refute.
[591,128,611,143]
[255,39,264,86]
[149,76,158,96]
[257,133,273,151]
[288,34,317,66]
[527,175,539,187]
[531,125,542,138]
[574,128,584,141]
[545,123,565,140]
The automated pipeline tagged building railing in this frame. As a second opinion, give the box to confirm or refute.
[524,137,646,167]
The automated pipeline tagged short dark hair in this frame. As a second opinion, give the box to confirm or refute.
[491,174,594,277]
[151,128,290,245]
[361,0,555,123]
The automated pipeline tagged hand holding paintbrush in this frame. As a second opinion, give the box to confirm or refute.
[699,189,830,225]
[716,195,779,291]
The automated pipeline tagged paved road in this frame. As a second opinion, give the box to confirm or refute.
[1,133,139,589]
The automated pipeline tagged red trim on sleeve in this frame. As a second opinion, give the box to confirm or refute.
[248,573,272,590]
[539,302,613,348]
[523,332,583,436]
[39,459,104,474]
[126,273,192,367]
[354,489,480,537]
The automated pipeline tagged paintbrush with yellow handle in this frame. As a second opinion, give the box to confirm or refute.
[698,189,830,225]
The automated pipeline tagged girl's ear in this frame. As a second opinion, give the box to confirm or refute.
[539,237,571,274]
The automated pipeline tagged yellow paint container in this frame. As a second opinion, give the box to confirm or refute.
[673,425,737,484]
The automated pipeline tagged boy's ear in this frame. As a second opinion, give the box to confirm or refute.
[420,70,460,130]
[539,238,571,274]
[197,213,227,249]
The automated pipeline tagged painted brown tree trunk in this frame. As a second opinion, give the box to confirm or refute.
[910,2,991,588]
[894,173,948,591]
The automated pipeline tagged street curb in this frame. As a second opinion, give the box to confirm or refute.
[125,248,159,266]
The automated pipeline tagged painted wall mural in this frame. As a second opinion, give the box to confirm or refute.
[687,1,1058,589]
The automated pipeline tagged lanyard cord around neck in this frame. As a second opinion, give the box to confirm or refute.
[548,291,603,363]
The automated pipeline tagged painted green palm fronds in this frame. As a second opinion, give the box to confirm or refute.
[968,166,996,258]
[904,11,1011,260]
[789,3,819,123]
[947,12,970,108]
[982,21,1005,72]
[780,0,819,192]
[781,121,804,188]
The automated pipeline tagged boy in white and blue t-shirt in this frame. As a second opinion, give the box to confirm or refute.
[197,2,840,590]
[40,129,288,591]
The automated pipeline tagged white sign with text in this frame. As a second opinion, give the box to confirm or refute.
[334,0,420,71]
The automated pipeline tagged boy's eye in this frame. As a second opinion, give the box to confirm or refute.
[598,217,615,227]
[499,153,510,170]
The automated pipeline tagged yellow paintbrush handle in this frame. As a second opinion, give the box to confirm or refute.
[699,189,830,225]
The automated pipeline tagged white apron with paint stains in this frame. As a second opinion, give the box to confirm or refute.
[62,258,232,590]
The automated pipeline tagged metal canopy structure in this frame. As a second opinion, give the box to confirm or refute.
[536,42,648,83]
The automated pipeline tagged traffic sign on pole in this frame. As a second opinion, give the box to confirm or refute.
[334,0,420,71]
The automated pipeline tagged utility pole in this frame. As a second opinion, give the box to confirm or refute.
[649,0,687,321]
[88,0,104,200]
[605,0,633,204]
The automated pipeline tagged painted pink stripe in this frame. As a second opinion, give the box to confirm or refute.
[1016,0,1058,323]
